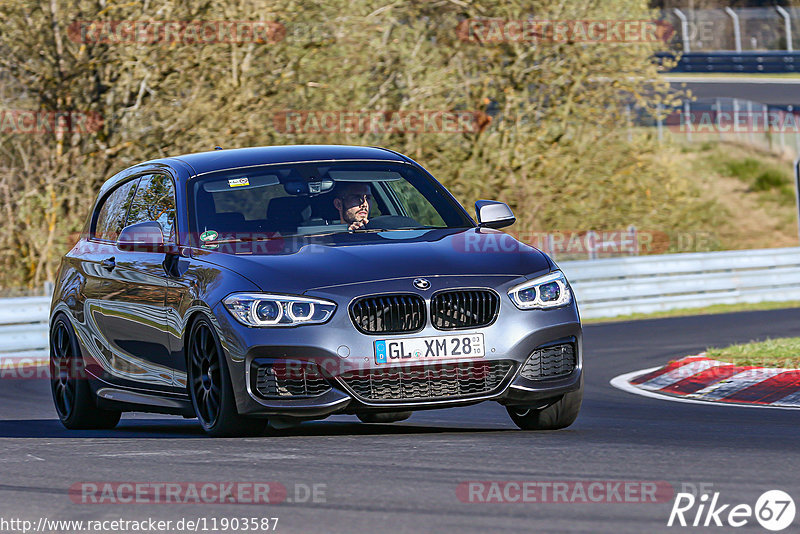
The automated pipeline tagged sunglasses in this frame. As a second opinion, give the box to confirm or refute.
[341,193,373,205]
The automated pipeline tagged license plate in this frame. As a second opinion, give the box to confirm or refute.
[374,334,485,365]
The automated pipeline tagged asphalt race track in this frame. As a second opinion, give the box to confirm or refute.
[664,76,800,106]
[2,308,800,533]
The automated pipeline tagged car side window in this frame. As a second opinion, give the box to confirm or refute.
[125,174,177,243]
[384,179,446,227]
[93,179,139,241]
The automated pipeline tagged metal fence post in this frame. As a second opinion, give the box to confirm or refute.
[793,106,800,157]
[776,6,793,52]
[625,105,632,142]
[780,109,786,150]
[796,156,800,244]
[684,100,692,143]
[586,231,598,261]
[656,102,663,142]
[796,125,800,158]
[673,9,690,53]
[628,225,638,256]
[724,7,742,53]
[764,104,772,149]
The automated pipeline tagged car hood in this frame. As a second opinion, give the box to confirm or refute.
[191,227,551,294]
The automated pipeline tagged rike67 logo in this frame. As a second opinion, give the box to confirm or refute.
[668,490,795,531]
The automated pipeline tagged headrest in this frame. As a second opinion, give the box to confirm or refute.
[309,193,341,222]
[266,196,311,223]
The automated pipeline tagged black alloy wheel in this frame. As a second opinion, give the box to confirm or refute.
[187,317,266,437]
[50,315,120,429]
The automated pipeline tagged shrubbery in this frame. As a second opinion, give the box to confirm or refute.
[0,0,716,288]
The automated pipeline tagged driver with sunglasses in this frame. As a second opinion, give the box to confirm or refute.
[333,182,373,231]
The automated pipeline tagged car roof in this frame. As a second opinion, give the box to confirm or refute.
[162,145,409,176]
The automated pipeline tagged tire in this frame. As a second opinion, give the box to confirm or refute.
[357,411,412,424]
[506,376,583,430]
[187,317,266,437]
[50,315,121,430]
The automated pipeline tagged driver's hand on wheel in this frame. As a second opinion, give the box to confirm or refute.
[348,218,369,231]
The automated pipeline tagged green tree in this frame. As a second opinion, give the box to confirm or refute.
[0,0,714,288]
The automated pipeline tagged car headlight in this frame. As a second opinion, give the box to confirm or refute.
[508,270,572,310]
[223,293,336,327]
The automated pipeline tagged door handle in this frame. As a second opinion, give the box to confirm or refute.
[101,257,116,271]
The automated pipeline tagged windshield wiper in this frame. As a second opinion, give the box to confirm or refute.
[351,227,433,233]
[207,236,282,244]
[290,231,346,239]
[204,227,441,243]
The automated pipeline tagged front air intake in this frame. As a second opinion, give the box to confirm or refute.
[350,294,426,334]
[253,362,331,398]
[519,343,576,380]
[338,360,515,402]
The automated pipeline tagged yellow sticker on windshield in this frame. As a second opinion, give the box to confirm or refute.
[228,177,249,187]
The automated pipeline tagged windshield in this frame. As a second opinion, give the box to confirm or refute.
[188,161,473,245]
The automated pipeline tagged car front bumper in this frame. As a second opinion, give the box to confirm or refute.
[212,275,583,419]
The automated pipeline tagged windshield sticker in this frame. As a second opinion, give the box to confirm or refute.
[200,230,218,242]
[228,177,250,187]
[201,242,219,250]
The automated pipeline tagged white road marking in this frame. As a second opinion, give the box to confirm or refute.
[97,450,299,461]
[610,367,800,411]
[0,455,46,463]
[97,450,211,458]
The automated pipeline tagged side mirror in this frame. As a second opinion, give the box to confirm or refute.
[117,221,166,252]
[475,200,515,229]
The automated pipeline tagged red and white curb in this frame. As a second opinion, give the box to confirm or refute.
[610,354,800,410]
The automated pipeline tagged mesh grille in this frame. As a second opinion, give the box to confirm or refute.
[255,363,331,398]
[430,290,499,330]
[350,294,426,334]
[519,344,576,380]
[338,360,514,401]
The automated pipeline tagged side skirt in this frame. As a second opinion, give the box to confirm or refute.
[95,387,195,417]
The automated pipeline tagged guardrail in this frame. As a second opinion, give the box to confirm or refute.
[658,51,800,73]
[0,296,50,363]
[561,247,800,319]
[3,247,800,357]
